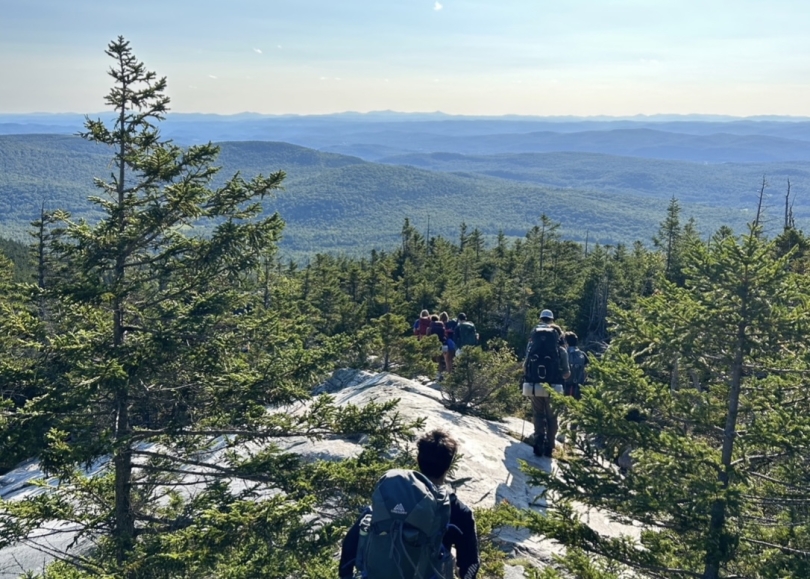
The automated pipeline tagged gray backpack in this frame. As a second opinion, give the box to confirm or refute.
[454,322,477,348]
[356,469,454,579]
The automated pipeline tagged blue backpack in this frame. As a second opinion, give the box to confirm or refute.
[355,469,454,579]
[567,347,587,386]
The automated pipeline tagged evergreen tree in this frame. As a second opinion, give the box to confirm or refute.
[510,226,810,578]
[0,38,416,578]
[653,196,686,284]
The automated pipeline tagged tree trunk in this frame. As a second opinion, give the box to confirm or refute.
[702,284,749,578]
[112,60,135,567]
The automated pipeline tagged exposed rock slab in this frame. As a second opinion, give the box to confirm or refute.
[0,369,640,577]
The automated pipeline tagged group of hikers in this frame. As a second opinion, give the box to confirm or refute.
[339,308,588,578]
[413,310,479,375]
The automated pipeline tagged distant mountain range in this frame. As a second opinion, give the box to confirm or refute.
[4,112,810,164]
[0,133,796,257]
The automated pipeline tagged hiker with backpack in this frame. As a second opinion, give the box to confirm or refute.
[522,309,570,457]
[564,332,589,399]
[453,313,478,356]
[414,310,432,340]
[339,429,480,579]
[427,315,454,375]
[442,312,458,342]
[438,312,458,374]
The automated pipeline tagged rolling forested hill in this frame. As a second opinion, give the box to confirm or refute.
[379,151,810,211]
[320,129,810,163]
[0,134,773,255]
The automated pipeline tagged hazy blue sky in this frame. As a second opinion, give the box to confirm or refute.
[3,0,810,116]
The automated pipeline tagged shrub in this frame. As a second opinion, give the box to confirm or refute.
[441,339,524,420]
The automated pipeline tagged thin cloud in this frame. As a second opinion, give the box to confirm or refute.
[434,1,443,10]
[253,48,262,54]
[209,75,218,79]
[277,45,282,49]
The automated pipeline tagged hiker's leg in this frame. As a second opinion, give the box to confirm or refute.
[530,395,547,451]
[545,398,558,454]
[445,349,454,373]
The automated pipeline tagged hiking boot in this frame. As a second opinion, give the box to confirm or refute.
[533,441,545,457]
[543,446,555,458]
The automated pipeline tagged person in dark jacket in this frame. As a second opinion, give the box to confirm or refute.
[522,310,570,457]
[339,429,480,579]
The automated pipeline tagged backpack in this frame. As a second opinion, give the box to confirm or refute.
[524,325,562,384]
[444,319,458,340]
[566,347,587,386]
[356,469,454,579]
[415,317,431,337]
[428,321,446,344]
[454,322,477,348]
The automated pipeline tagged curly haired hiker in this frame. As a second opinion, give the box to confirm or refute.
[339,429,480,579]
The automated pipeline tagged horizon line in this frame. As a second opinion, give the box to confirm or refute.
[2,111,810,122]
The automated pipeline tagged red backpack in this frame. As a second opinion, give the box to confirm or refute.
[415,317,431,337]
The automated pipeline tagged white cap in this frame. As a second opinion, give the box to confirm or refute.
[540,309,554,320]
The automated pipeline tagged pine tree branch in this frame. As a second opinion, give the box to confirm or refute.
[740,537,810,557]
[731,452,790,467]
[749,471,810,491]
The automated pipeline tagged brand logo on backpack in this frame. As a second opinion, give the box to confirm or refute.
[391,503,407,515]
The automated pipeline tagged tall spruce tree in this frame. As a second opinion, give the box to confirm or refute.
[508,226,810,578]
[0,38,416,578]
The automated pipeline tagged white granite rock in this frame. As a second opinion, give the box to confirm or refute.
[0,369,640,577]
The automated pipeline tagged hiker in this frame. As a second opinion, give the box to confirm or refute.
[339,429,480,579]
[427,315,449,375]
[522,309,570,457]
[564,332,589,399]
[427,314,446,343]
[443,312,458,342]
[453,313,479,356]
[443,334,457,374]
[414,309,432,340]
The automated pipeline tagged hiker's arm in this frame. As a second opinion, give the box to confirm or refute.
[338,514,364,579]
[559,347,571,381]
[584,352,589,382]
[455,508,480,579]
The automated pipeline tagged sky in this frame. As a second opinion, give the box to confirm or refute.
[3,0,810,117]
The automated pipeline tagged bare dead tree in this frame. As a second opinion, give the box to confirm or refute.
[754,174,767,230]
[784,178,797,231]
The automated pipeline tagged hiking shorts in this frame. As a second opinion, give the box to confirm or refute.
[522,383,563,397]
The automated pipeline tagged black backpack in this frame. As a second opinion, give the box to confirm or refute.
[429,321,446,344]
[524,325,562,384]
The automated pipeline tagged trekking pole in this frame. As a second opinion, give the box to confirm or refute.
[519,386,527,444]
